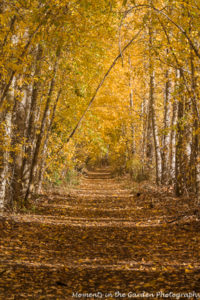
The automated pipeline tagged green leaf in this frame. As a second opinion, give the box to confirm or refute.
[122,0,128,6]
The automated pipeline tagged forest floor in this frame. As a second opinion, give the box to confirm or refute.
[0,168,200,299]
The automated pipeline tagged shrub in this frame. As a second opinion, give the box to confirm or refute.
[127,157,149,182]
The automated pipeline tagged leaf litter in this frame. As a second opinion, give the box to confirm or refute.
[0,168,200,299]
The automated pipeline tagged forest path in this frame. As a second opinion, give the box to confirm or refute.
[0,168,200,299]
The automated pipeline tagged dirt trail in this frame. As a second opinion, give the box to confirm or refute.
[0,168,200,299]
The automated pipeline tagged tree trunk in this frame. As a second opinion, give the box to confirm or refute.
[175,69,185,196]
[169,88,178,182]
[149,25,162,184]
[21,44,43,199]
[128,57,135,156]
[10,81,30,208]
[0,111,12,209]
[141,95,148,173]
[161,68,171,184]
[189,48,200,201]
[0,78,15,209]
[0,12,51,109]
[150,70,162,184]
[24,57,59,203]
[146,95,153,167]
[36,89,61,194]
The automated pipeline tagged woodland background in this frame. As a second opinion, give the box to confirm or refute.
[0,0,200,210]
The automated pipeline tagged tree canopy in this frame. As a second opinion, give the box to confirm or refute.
[0,0,200,209]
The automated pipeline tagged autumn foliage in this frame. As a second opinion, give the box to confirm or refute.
[0,0,200,209]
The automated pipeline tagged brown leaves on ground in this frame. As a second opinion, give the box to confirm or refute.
[0,168,200,299]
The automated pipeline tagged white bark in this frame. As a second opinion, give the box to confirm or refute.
[21,44,43,197]
[0,113,12,209]
[141,97,147,167]
[0,78,15,209]
[170,98,178,180]
[151,71,162,184]
[161,69,171,183]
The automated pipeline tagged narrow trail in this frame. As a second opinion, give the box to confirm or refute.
[0,168,200,299]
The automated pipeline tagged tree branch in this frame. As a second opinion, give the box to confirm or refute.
[65,28,143,143]
[0,10,51,110]
[124,4,200,60]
